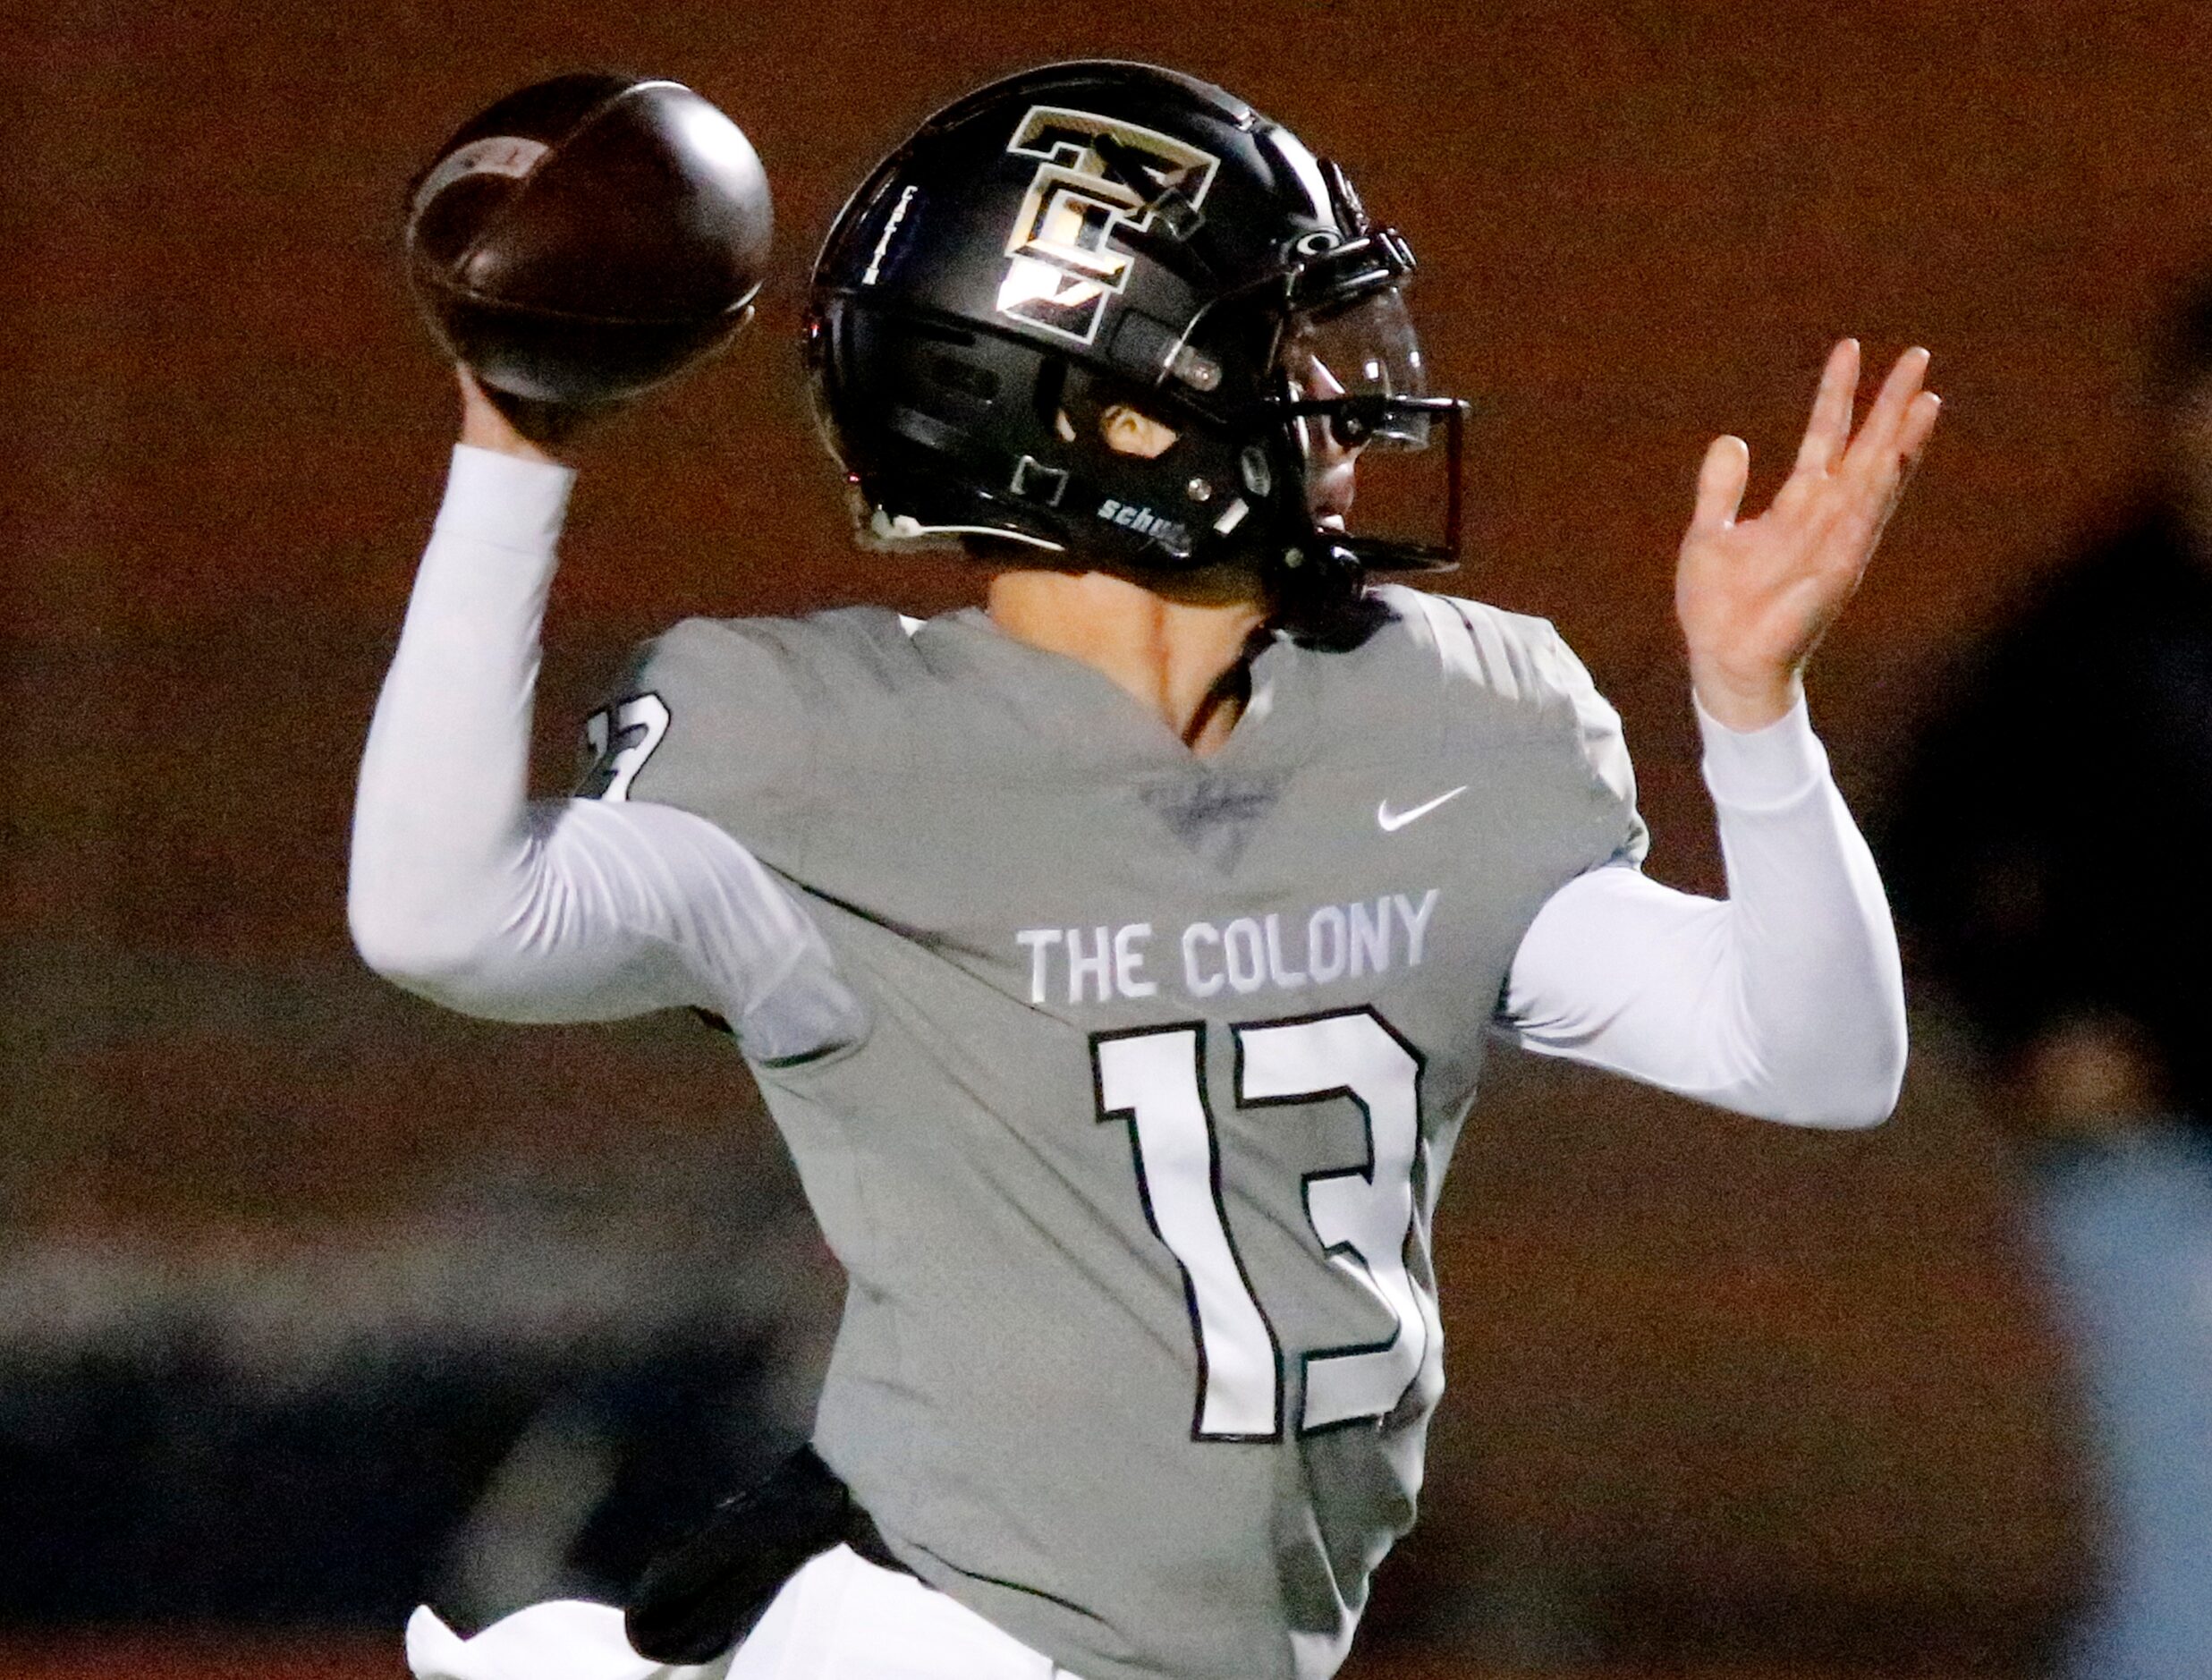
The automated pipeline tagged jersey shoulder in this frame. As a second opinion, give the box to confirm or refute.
[638,603,928,704]
[1367,583,1583,707]
[1363,583,1646,858]
[585,604,926,843]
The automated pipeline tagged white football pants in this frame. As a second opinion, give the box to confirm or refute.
[406,1545,1076,1680]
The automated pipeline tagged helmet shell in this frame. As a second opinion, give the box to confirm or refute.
[808,61,1370,570]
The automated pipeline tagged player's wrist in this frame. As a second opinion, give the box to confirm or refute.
[439,441,575,551]
[455,367,607,469]
[1686,657,1801,733]
[459,395,561,466]
[1695,685,1823,809]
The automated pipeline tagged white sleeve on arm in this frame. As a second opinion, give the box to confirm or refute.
[1498,697,1906,1128]
[347,445,860,1063]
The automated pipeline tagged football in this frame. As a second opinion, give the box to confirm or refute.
[405,72,773,406]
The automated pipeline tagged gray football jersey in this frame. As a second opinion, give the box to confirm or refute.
[606,584,1644,1680]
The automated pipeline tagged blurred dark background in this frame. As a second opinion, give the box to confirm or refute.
[11,0,2212,1675]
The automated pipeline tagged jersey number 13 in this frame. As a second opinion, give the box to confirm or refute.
[1090,1007,1437,1442]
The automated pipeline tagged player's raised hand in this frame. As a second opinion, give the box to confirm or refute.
[456,367,605,468]
[1675,340,1940,730]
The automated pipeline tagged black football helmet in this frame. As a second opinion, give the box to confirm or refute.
[806,61,1467,598]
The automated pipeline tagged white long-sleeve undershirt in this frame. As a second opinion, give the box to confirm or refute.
[348,446,855,1065]
[1498,699,1904,1125]
[350,445,1904,1125]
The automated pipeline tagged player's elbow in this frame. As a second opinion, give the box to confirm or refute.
[1783,1079,1899,1131]
[1758,1022,1907,1130]
[1729,1075,1896,1131]
[348,902,462,999]
[347,876,508,1005]
[1852,1039,1908,1127]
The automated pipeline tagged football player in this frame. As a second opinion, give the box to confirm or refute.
[355,61,1937,1680]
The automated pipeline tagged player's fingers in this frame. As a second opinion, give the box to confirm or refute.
[1792,338,1860,476]
[1895,387,1943,466]
[1691,434,1751,533]
[456,364,500,424]
[1871,390,1943,527]
[1848,390,1943,557]
[1847,345,1931,470]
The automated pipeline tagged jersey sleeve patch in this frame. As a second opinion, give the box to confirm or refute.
[572,615,815,859]
[576,692,671,802]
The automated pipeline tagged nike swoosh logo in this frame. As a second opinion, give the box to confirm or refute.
[1377,785,1468,833]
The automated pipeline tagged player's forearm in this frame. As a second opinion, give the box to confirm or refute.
[1693,696,1906,1124]
[1503,698,1905,1127]
[350,445,571,999]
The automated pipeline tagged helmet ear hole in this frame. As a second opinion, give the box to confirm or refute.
[1099,404,1179,459]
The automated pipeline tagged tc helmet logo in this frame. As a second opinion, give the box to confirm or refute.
[996,106,1220,345]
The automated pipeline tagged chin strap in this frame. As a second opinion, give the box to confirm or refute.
[1264,536,1386,650]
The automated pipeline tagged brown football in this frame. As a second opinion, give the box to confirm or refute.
[405,72,772,405]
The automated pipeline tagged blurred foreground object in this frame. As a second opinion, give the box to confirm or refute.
[406,72,771,405]
[1886,276,2212,1677]
[0,1162,833,1633]
[1890,276,2212,1137]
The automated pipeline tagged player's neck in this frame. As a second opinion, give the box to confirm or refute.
[987,566,1269,756]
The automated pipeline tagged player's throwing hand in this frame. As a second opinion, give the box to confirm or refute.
[1676,340,1941,729]
[455,367,608,467]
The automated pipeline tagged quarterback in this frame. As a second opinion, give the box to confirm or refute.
[354,62,1937,1680]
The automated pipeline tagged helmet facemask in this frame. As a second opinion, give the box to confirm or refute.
[1104,213,1469,584]
[1259,255,1469,578]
